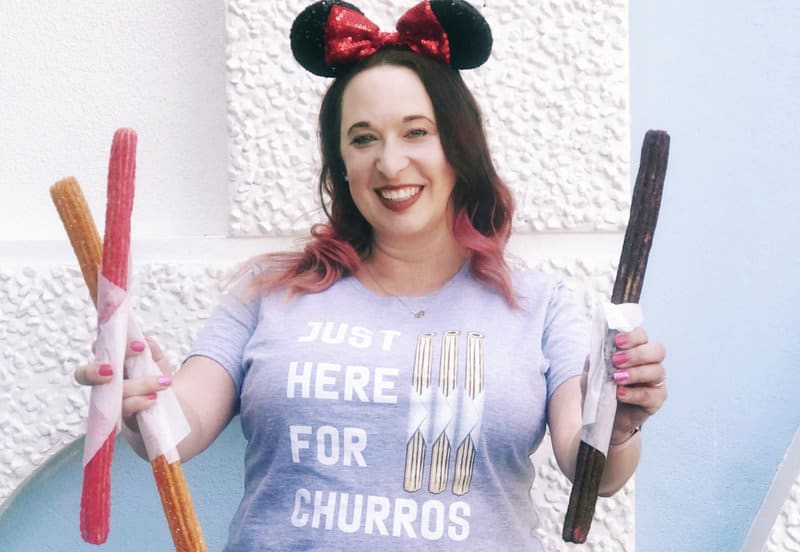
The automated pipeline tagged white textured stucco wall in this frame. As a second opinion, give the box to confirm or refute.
[3,1,795,550]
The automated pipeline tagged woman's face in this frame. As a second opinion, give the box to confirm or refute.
[339,64,457,246]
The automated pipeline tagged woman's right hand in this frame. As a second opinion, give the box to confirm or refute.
[75,337,238,462]
[73,337,174,427]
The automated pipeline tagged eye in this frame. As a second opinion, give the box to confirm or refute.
[350,134,377,146]
[406,128,428,138]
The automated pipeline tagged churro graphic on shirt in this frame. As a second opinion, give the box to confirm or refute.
[405,331,485,496]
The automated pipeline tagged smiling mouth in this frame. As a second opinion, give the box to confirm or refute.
[377,186,422,201]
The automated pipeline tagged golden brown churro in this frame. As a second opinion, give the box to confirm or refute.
[50,177,103,305]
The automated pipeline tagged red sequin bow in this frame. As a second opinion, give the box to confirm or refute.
[325,1,451,66]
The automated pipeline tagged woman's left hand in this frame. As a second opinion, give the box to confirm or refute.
[609,327,667,444]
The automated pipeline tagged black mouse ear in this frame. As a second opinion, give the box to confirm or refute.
[429,0,492,69]
[290,1,364,77]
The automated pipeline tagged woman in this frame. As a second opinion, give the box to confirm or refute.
[77,1,667,549]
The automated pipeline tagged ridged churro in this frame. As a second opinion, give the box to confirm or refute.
[152,455,206,551]
[50,136,206,551]
[49,177,103,305]
[79,127,137,544]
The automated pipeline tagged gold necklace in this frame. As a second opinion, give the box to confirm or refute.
[362,264,443,318]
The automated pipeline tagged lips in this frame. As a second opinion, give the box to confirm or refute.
[376,185,423,211]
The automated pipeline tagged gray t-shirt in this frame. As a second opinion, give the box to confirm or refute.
[190,264,587,551]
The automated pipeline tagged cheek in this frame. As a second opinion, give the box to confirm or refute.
[343,164,373,208]
[432,157,457,192]
[343,152,360,170]
[341,151,370,179]
[344,163,369,193]
[444,163,456,185]
[420,145,455,184]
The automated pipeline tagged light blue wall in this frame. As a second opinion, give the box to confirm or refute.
[631,1,800,551]
[3,3,800,551]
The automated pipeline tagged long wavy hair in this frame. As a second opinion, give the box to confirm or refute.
[247,48,517,306]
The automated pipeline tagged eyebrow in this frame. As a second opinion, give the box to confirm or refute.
[346,115,433,136]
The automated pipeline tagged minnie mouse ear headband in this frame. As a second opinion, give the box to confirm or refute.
[290,0,492,77]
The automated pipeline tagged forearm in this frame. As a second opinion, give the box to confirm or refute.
[558,428,641,498]
[120,357,237,463]
[170,394,223,462]
[120,409,209,464]
[120,388,229,463]
[549,377,643,497]
[598,430,641,496]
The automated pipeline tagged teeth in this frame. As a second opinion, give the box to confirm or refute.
[379,187,421,201]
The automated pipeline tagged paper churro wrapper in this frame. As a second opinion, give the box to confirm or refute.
[83,275,129,466]
[124,316,191,462]
[581,302,643,454]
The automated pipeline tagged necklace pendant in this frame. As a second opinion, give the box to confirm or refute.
[414,310,425,318]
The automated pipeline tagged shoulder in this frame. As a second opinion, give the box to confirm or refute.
[508,265,586,321]
[510,266,565,301]
[222,259,290,301]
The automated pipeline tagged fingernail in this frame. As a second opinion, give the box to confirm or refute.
[613,370,630,383]
[617,387,627,398]
[612,352,629,366]
[157,376,172,387]
[615,333,629,347]
[130,341,146,352]
[99,364,113,377]
[147,392,158,400]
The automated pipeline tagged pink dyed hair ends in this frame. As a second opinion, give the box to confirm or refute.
[453,209,517,307]
[242,208,518,307]
[246,224,361,297]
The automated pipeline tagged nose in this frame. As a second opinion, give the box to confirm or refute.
[375,139,409,179]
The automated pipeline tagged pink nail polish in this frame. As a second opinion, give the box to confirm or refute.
[612,352,629,366]
[99,364,113,377]
[617,387,627,397]
[613,370,630,383]
[615,333,629,347]
[147,392,158,400]
[130,341,146,352]
[158,376,172,387]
